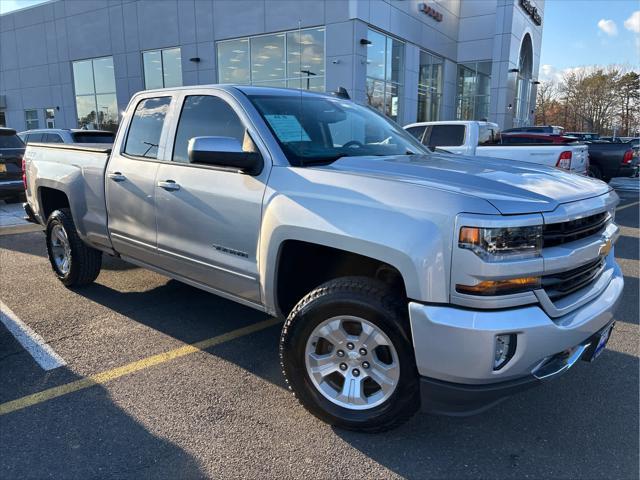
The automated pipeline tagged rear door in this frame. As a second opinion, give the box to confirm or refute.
[152,90,270,304]
[105,95,173,264]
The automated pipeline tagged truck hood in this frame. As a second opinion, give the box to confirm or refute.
[319,153,611,214]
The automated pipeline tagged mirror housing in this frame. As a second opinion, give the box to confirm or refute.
[188,136,263,175]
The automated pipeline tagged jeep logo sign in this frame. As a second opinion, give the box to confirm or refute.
[418,3,443,22]
[519,0,542,26]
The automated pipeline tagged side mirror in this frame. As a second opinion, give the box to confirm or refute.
[188,136,263,175]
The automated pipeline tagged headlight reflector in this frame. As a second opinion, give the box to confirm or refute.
[459,225,542,261]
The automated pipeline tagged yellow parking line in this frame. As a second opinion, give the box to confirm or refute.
[616,201,639,212]
[0,317,282,416]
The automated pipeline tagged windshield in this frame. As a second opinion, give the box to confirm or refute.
[247,94,427,166]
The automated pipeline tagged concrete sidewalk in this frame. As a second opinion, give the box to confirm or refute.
[0,202,42,236]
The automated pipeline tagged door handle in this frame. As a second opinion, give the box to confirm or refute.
[107,172,126,182]
[157,180,180,191]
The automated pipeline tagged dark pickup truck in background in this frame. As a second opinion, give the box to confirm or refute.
[586,141,638,182]
[0,128,25,203]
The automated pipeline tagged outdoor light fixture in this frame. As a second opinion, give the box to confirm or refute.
[360,38,372,45]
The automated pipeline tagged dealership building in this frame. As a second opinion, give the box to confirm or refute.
[0,0,544,132]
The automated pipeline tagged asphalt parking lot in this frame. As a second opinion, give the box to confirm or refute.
[0,191,638,479]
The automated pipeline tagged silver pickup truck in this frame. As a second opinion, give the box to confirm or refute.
[23,86,623,432]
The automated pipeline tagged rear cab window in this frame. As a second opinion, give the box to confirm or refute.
[426,125,466,148]
[0,134,24,148]
[72,132,115,144]
[477,125,498,146]
[124,97,172,159]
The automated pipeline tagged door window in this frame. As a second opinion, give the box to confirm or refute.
[123,97,172,159]
[427,125,465,148]
[172,95,246,163]
[44,133,64,143]
[405,125,427,141]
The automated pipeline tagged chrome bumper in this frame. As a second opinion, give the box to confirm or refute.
[408,261,623,385]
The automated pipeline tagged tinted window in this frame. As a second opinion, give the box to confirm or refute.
[173,95,245,163]
[0,134,24,148]
[44,133,64,143]
[26,133,44,143]
[72,132,115,143]
[427,125,465,147]
[406,125,427,141]
[124,97,171,159]
[478,126,495,145]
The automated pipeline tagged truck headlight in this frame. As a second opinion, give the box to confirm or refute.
[459,225,542,261]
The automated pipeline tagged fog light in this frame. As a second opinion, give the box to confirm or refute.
[494,334,516,370]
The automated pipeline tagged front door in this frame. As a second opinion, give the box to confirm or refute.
[153,92,270,304]
[105,95,173,264]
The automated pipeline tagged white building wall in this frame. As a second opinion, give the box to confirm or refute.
[0,0,544,131]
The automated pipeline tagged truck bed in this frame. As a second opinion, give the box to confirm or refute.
[24,142,113,251]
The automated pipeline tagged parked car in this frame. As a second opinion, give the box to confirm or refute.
[404,121,588,174]
[500,132,580,145]
[24,86,623,432]
[502,125,564,135]
[18,128,115,145]
[585,141,638,181]
[565,132,600,141]
[0,128,25,203]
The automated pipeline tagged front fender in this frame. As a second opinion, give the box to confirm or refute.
[257,166,484,313]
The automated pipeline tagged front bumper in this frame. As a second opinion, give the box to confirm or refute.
[409,262,623,414]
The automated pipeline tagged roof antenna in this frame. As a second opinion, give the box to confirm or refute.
[331,87,350,100]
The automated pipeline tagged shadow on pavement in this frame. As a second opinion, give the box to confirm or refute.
[0,325,205,479]
[333,348,639,479]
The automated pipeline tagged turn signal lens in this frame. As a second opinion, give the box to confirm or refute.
[456,276,541,296]
[459,226,481,245]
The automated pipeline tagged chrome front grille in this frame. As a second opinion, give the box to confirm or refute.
[543,212,609,247]
[542,257,606,300]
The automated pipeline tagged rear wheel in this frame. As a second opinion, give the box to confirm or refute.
[46,208,102,287]
[280,277,420,432]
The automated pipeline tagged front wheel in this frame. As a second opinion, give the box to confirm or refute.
[46,208,102,287]
[280,277,420,432]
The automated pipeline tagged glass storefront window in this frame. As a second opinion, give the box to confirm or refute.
[217,27,325,92]
[417,50,443,122]
[456,61,491,121]
[72,56,118,131]
[365,29,403,122]
[217,39,250,84]
[251,33,285,84]
[143,47,183,89]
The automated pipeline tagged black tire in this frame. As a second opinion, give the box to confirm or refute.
[46,208,102,287]
[280,276,420,432]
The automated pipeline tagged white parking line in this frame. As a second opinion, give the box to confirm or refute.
[0,301,66,371]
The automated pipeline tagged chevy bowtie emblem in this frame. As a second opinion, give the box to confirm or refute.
[599,239,612,257]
